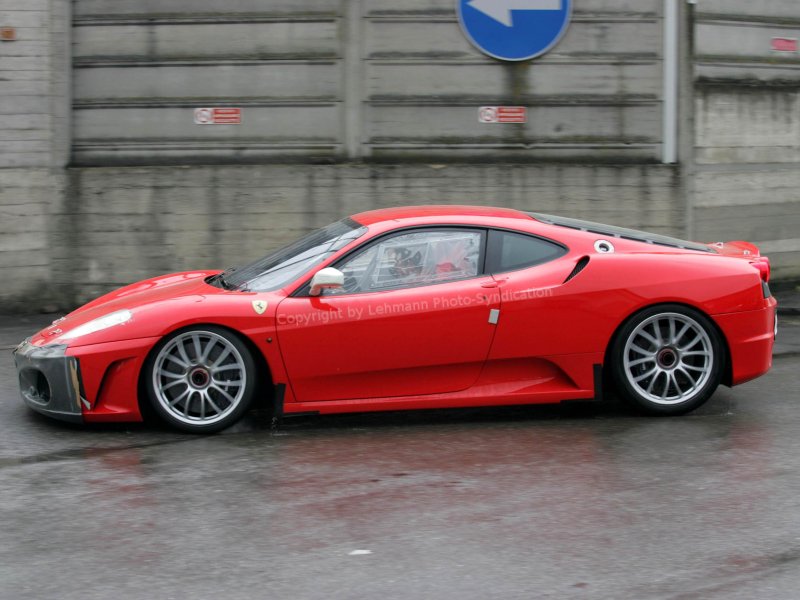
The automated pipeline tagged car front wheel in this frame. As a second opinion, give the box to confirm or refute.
[144,326,257,433]
[611,305,724,415]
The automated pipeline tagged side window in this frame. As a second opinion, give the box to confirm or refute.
[328,229,483,295]
[487,230,566,274]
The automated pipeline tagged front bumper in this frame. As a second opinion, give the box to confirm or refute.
[12,340,86,423]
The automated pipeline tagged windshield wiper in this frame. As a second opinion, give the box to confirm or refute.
[216,273,235,290]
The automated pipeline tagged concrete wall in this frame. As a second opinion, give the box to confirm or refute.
[72,0,343,164]
[0,168,64,311]
[2,0,799,312]
[56,163,682,306]
[693,0,800,280]
[0,0,68,168]
[71,0,664,164]
[0,0,69,310]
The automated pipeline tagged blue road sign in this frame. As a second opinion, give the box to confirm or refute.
[457,0,572,62]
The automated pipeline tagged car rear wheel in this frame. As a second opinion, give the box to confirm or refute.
[611,305,724,415]
[145,326,256,433]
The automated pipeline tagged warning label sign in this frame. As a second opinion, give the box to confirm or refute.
[478,106,527,124]
[193,108,242,125]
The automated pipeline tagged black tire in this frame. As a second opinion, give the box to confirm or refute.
[143,325,257,433]
[610,304,725,416]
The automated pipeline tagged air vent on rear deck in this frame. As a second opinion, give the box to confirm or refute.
[564,256,590,283]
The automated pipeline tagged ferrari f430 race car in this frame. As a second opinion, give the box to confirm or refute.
[14,206,777,433]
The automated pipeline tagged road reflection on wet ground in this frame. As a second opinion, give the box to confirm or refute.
[1,350,799,599]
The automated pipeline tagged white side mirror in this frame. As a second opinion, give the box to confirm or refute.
[309,267,344,296]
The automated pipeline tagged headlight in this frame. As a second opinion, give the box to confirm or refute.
[60,310,133,341]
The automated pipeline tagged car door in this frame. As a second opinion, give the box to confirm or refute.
[275,228,501,402]
[482,228,582,361]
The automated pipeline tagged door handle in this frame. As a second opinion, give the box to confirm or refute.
[481,278,508,289]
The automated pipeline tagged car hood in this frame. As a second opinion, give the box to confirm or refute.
[30,271,221,346]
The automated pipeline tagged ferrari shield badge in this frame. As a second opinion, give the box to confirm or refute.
[251,300,268,315]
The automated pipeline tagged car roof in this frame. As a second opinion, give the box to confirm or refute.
[352,205,532,226]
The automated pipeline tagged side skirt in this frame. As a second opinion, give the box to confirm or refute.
[270,383,319,429]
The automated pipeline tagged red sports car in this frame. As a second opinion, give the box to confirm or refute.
[13,206,777,433]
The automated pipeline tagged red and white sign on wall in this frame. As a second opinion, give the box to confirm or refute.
[478,106,527,124]
[0,27,17,41]
[193,107,242,125]
[771,37,798,53]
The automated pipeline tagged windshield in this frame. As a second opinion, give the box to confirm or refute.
[220,218,367,292]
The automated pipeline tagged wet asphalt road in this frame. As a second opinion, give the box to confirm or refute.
[1,317,800,599]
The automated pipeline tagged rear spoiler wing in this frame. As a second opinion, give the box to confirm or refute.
[706,241,770,282]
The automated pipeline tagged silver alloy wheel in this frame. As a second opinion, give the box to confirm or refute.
[152,330,247,426]
[622,312,713,406]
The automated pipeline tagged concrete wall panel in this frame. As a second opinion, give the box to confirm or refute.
[365,19,661,59]
[74,63,340,102]
[695,8,800,84]
[692,1,800,280]
[73,22,340,61]
[0,2,53,168]
[695,90,800,165]
[74,0,339,18]
[366,104,659,143]
[366,61,660,100]
[365,0,660,15]
[697,1,800,20]
[73,105,340,141]
[69,0,664,163]
[696,22,800,60]
[49,164,681,306]
[694,203,800,249]
[0,168,64,309]
[695,168,800,208]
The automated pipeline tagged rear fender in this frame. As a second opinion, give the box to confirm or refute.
[602,302,733,391]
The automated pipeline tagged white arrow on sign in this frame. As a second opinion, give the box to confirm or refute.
[467,0,562,27]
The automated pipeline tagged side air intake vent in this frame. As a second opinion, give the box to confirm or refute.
[564,256,590,283]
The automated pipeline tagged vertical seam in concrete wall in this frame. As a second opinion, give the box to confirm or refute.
[662,0,679,164]
[681,0,697,240]
[57,168,81,307]
[49,0,72,168]
[45,0,54,165]
[208,171,222,269]
[65,0,72,168]
[342,0,364,160]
